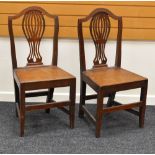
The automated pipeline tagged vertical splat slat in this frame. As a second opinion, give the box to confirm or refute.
[22,10,45,66]
[89,12,110,68]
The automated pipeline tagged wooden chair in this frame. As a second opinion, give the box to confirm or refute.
[8,6,76,137]
[78,8,148,138]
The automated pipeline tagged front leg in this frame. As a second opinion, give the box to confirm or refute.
[69,80,76,129]
[19,86,25,137]
[139,81,148,128]
[79,81,86,118]
[96,90,104,138]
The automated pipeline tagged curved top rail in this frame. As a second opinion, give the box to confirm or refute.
[8,6,57,21]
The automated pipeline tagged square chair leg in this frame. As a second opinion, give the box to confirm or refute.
[139,82,148,128]
[69,81,76,129]
[45,88,54,113]
[19,87,25,137]
[96,90,104,138]
[79,81,86,118]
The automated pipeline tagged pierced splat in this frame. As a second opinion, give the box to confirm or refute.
[22,10,45,66]
[90,12,111,68]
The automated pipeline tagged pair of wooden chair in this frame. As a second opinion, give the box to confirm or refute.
[8,6,148,138]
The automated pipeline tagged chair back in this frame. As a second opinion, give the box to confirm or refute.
[8,6,59,69]
[78,8,122,73]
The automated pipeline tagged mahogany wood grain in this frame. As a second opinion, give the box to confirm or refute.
[14,66,74,84]
[83,67,146,88]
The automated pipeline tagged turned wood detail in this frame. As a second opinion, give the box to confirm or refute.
[22,10,45,66]
[89,12,110,68]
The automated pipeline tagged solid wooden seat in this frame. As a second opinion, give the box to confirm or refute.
[83,67,147,89]
[14,66,75,85]
[78,8,148,138]
[8,6,76,137]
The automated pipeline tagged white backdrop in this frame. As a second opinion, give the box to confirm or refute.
[0,37,155,105]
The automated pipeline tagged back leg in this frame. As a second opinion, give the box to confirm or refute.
[45,88,54,113]
[14,81,19,117]
[79,81,86,118]
[107,92,116,107]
